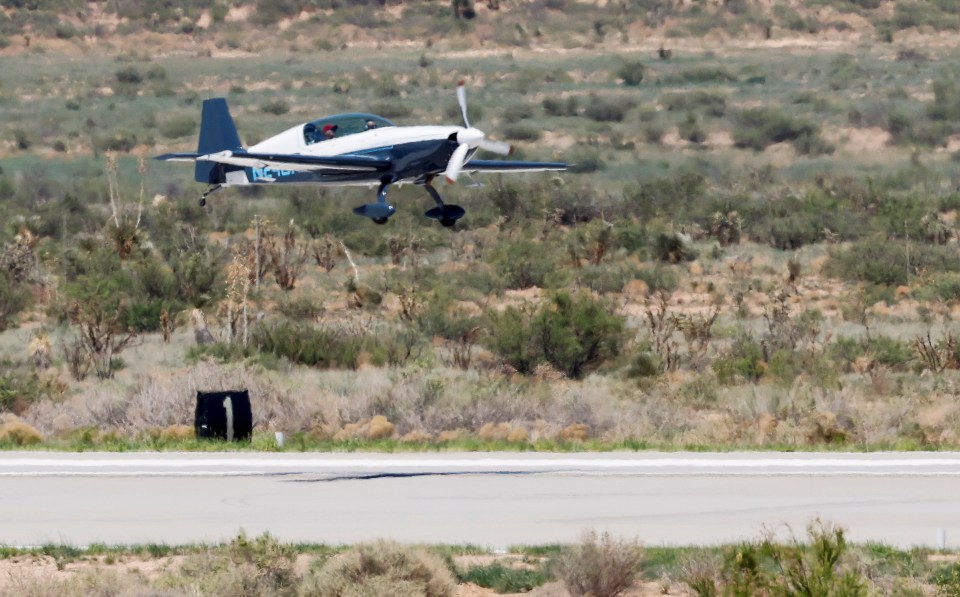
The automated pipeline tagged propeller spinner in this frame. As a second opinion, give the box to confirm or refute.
[444,81,513,184]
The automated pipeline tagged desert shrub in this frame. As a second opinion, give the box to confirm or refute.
[503,103,536,123]
[580,262,643,294]
[555,530,644,597]
[635,265,679,294]
[829,336,915,372]
[934,562,960,597]
[368,101,411,119]
[251,0,302,25]
[732,107,820,151]
[501,123,541,141]
[653,232,697,263]
[678,113,706,143]
[0,271,29,331]
[277,293,325,320]
[824,237,960,286]
[93,131,138,152]
[168,245,222,307]
[459,562,550,593]
[712,334,765,384]
[165,531,297,596]
[567,147,606,173]
[669,65,736,84]
[617,59,645,86]
[486,292,624,378]
[490,238,564,290]
[543,95,580,117]
[623,170,706,220]
[925,272,960,302]
[252,319,365,369]
[300,540,455,597]
[12,129,30,150]
[159,115,196,138]
[534,291,625,378]
[662,90,727,117]
[584,94,635,122]
[261,98,291,115]
[928,77,960,121]
[711,521,867,596]
[0,419,43,445]
[487,304,539,374]
[112,66,144,97]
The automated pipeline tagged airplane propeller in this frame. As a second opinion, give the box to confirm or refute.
[445,81,513,184]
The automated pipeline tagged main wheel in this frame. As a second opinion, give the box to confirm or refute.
[198,197,207,207]
[440,218,456,228]
[373,217,389,225]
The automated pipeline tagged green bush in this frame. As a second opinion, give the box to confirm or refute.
[732,107,820,151]
[490,238,564,290]
[829,336,914,372]
[542,96,580,117]
[653,232,697,263]
[503,103,536,123]
[824,237,960,286]
[0,271,29,332]
[534,291,625,378]
[662,90,727,117]
[584,94,635,122]
[617,60,645,86]
[501,123,541,141]
[928,77,960,121]
[460,562,550,593]
[694,521,866,596]
[712,335,765,384]
[486,292,624,378]
[159,115,196,139]
[487,304,539,374]
[252,319,365,369]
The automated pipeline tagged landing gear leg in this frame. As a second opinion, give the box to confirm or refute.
[353,178,397,223]
[199,184,221,207]
[423,176,465,228]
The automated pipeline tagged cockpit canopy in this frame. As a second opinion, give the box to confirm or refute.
[303,113,395,145]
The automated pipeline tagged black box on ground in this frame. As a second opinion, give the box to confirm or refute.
[195,390,252,441]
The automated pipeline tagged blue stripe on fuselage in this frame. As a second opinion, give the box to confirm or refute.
[241,140,458,185]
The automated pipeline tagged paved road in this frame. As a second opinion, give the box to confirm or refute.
[1,452,959,548]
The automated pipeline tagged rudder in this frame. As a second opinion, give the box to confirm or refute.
[195,98,244,184]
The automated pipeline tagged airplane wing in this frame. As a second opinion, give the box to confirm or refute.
[156,150,390,173]
[463,160,568,173]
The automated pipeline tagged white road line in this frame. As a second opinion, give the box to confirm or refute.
[2,456,960,474]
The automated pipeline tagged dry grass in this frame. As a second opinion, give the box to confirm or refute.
[0,418,43,445]
[300,540,456,597]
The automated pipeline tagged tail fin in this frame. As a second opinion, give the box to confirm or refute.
[195,98,243,184]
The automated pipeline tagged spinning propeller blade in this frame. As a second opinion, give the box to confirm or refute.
[479,139,513,156]
[445,82,514,183]
[456,81,470,128]
[445,143,470,184]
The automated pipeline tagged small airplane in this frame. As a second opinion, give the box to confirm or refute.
[156,83,567,227]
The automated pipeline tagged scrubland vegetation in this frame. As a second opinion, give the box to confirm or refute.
[2,0,960,452]
[3,521,960,596]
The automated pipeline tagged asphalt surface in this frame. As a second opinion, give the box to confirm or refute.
[1,452,959,548]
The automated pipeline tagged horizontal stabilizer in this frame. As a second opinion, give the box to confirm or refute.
[155,152,202,162]
[464,160,567,173]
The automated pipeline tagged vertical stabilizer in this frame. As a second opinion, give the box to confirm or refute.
[195,98,243,184]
